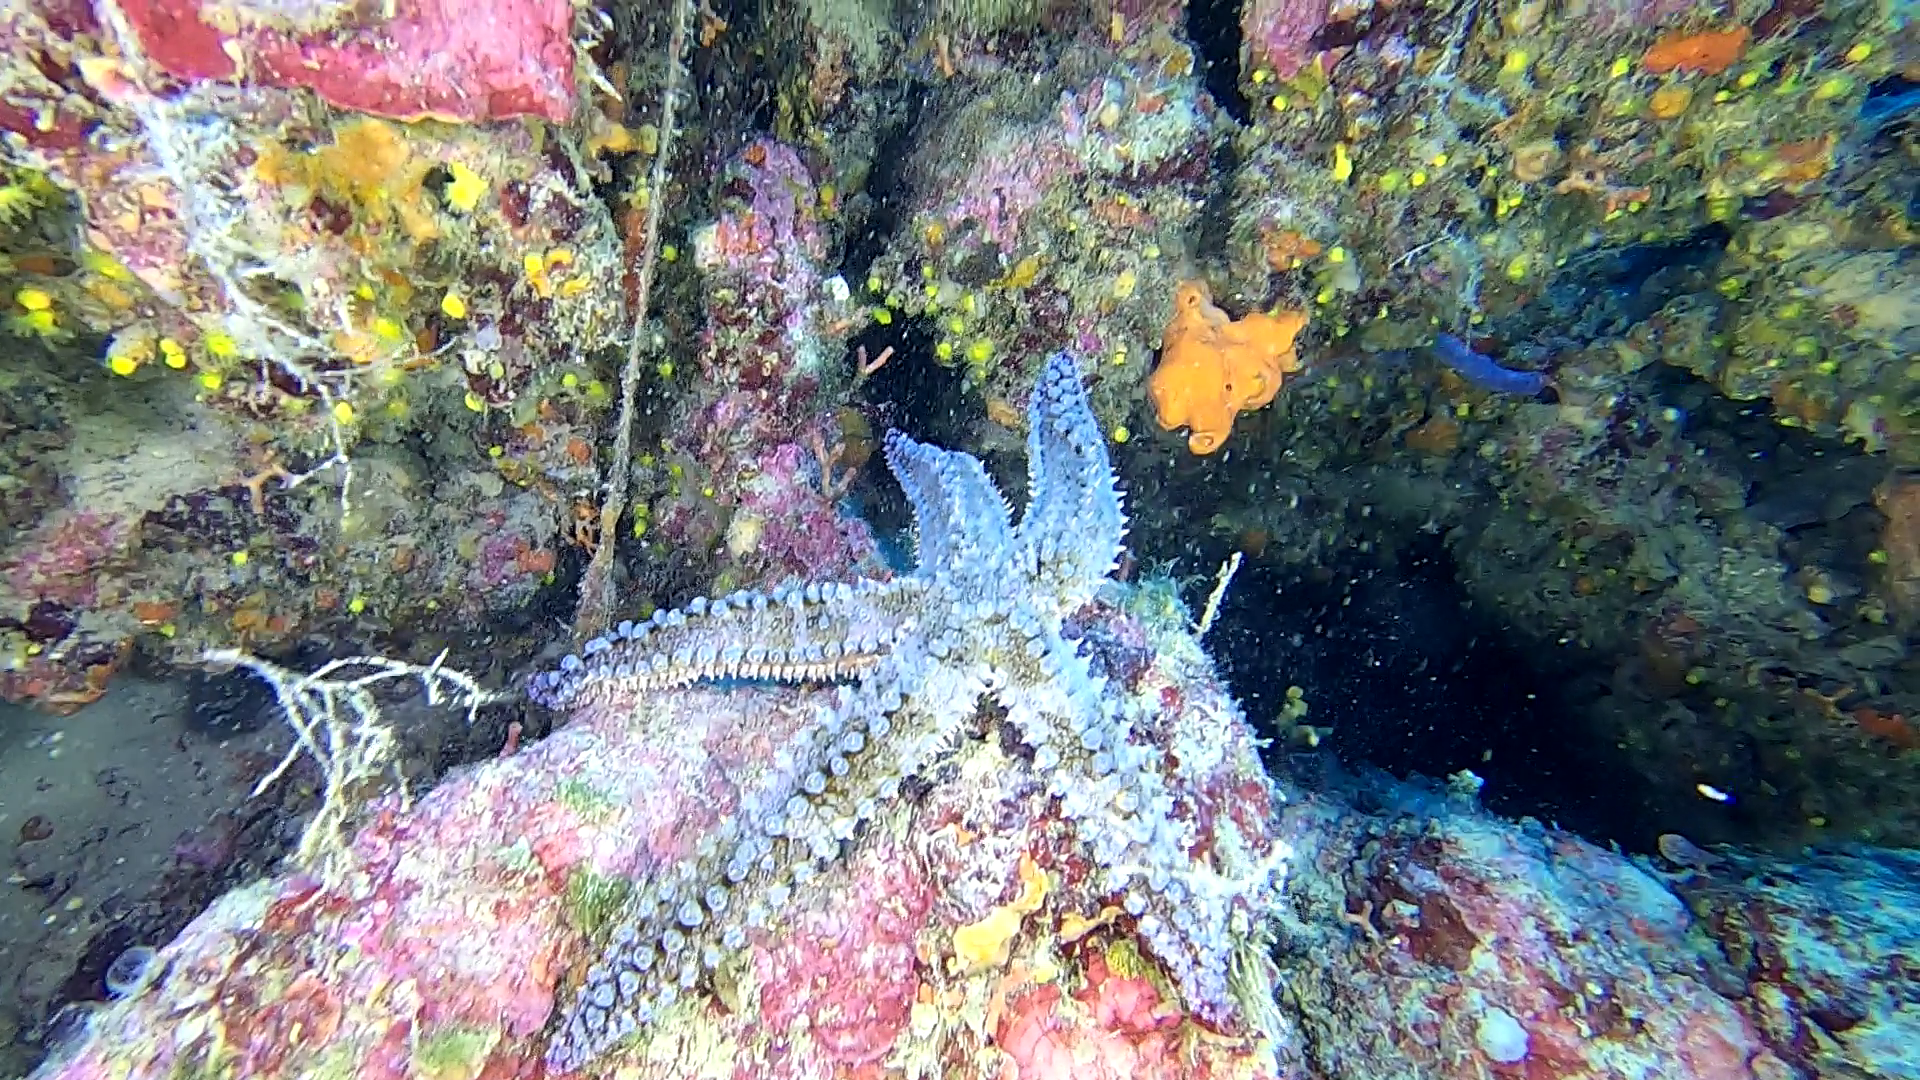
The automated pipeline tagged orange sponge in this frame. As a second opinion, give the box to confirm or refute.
[1148,281,1307,455]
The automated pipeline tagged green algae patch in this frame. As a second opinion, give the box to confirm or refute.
[413,1024,501,1080]
[563,867,636,940]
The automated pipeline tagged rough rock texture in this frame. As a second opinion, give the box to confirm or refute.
[38,356,1290,1080]
[1273,770,1919,1079]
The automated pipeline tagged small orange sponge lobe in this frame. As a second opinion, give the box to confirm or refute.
[1148,281,1307,455]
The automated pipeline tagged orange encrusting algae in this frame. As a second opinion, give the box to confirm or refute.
[1148,281,1307,455]
[1641,26,1750,75]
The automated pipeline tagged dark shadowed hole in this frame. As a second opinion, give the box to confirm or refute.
[1206,536,1666,849]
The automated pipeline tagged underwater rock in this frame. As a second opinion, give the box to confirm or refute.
[39,356,1291,1080]
[1274,770,1919,1079]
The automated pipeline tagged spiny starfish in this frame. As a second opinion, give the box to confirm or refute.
[531,352,1278,1072]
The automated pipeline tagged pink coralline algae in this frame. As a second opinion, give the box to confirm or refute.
[2,512,128,610]
[1240,0,1331,78]
[688,140,836,442]
[1271,772,1920,1079]
[694,140,828,293]
[110,0,575,123]
[725,440,882,582]
[929,139,1078,253]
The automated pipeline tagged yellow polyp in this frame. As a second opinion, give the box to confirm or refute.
[1113,268,1137,299]
[1844,42,1871,63]
[21,309,56,334]
[162,346,188,370]
[464,391,487,412]
[657,360,675,378]
[951,853,1048,974]
[1609,56,1632,78]
[662,244,679,262]
[946,316,965,336]
[444,162,487,213]
[546,249,576,268]
[1058,908,1115,943]
[866,274,883,294]
[332,401,356,424]
[108,353,139,377]
[1327,246,1347,264]
[960,293,978,315]
[935,340,955,363]
[442,291,468,319]
[1812,76,1851,101]
[230,550,249,567]
[522,253,545,278]
[81,248,134,282]
[1002,255,1041,289]
[205,331,238,358]
[347,596,367,615]
[15,287,51,311]
[198,372,223,391]
[1505,254,1530,281]
[372,316,405,343]
[967,340,993,364]
[1111,424,1130,444]
[1410,170,1428,187]
[559,277,591,299]
[1331,142,1353,183]
[1502,49,1530,76]
[873,307,894,325]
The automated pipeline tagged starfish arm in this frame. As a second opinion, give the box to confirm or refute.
[883,429,1015,581]
[547,645,985,1071]
[528,579,927,710]
[1017,352,1127,611]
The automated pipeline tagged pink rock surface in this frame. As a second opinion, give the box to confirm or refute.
[41,601,1289,1080]
[1275,776,1797,1079]
[116,0,575,123]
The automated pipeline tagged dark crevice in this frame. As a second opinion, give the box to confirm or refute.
[1185,0,1249,124]
[840,92,928,279]
[1207,536,1665,849]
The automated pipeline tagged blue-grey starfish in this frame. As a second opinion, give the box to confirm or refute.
[530,352,1275,1071]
